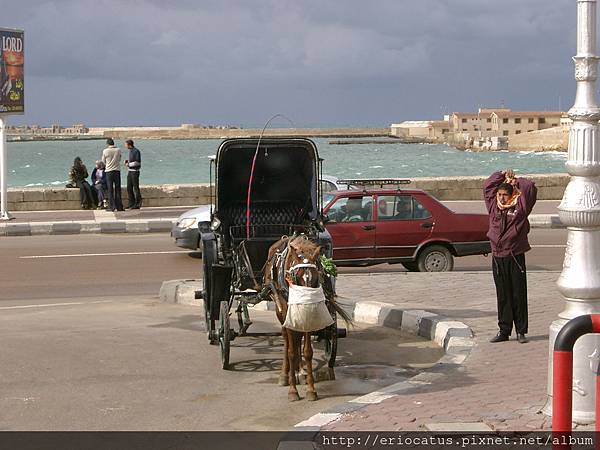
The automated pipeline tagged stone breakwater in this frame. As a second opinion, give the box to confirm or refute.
[4,174,569,211]
[102,127,391,140]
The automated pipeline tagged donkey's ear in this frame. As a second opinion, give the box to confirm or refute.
[311,246,322,258]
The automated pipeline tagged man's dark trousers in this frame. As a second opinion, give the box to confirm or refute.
[106,170,123,211]
[492,253,528,336]
[127,171,142,208]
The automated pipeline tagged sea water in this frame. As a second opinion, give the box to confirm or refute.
[5,137,568,188]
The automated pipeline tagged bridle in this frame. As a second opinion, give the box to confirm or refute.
[287,261,320,287]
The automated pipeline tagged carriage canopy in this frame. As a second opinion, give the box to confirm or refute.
[214,138,321,230]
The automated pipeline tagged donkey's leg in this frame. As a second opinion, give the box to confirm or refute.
[303,332,318,401]
[287,330,301,402]
[279,327,289,386]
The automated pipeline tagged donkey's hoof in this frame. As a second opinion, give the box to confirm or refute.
[306,391,318,402]
[278,374,289,386]
[288,392,301,402]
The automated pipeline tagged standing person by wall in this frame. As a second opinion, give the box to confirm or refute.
[101,138,124,212]
[483,169,537,344]
[124,139,142,209]
[69,157,95,209]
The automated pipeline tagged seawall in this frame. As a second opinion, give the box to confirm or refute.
[101,127,391,140]
[4,174,569,211]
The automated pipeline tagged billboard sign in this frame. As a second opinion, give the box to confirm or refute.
[0,28,24,114]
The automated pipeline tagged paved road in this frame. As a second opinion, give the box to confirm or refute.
[0,229,567,303]
[0,230,571,432]
[0,296,441,430]
[0,234,201,301]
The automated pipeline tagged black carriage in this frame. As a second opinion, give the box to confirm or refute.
[197,137,344,370]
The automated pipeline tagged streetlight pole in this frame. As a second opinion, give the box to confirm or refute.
[0,115,11,220]
[544,0,600,423]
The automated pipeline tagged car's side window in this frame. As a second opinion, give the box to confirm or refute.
[378,195,431,221]
[412,197,432,219]
[328,196,373,222]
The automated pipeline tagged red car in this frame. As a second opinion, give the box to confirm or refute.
[323,179,491,271]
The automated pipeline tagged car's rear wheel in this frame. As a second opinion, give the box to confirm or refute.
[417,245,454,272]
[401,262,419,272]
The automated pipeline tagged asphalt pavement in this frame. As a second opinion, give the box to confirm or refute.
[0,295,443,430]
[0,202,582,434]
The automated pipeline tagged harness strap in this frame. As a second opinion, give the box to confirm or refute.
[287,263,318,273]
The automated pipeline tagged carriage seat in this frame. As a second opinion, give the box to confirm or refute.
[221,202,304,240]
[222,202,301,226]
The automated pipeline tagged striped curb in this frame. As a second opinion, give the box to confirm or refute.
[293,300,475,431]
[0,213,564,236]
[158,278,475,432]
[0,219,176,236]
[529,214,564,229]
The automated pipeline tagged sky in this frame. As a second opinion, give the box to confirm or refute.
[2,0,577,127]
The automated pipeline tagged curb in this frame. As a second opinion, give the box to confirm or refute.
[0,214,564,236]
[292,300,475,430]
[159,279,203,306]
[159,279,275,311]
[528,214,564,229]
[158,278,475,431]
[0,219,175,236]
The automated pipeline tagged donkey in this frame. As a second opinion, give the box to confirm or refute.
[263,234,350,402]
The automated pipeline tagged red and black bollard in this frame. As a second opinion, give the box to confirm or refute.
[552,314,600,449]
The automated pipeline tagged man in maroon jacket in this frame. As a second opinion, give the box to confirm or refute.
[483,169,537,344]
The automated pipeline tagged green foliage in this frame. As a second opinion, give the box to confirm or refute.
[320,255,337,277]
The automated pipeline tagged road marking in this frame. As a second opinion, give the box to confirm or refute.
[20,250,191,259]
[531,244,566,248]
[0,300,112,310]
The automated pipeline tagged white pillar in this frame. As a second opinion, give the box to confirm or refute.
[0,115,11,220]
[544,0,600,423]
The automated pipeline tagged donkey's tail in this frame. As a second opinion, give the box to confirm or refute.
[329,296,354,328]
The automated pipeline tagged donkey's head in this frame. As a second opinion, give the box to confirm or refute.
[286,235,321,288]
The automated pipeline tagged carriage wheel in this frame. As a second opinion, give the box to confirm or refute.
[324,310,338,368]
[219,300,231,370]
[202,238,218,345]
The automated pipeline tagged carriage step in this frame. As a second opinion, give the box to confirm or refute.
[194,290,203,300]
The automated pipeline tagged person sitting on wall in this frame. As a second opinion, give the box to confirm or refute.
[69,157,95,210]
[91,160,108,210]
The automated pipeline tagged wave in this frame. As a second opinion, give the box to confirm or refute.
[517,150,566,158]
[369,165,383,169]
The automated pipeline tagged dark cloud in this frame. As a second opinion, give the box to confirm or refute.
[1,0,577,126]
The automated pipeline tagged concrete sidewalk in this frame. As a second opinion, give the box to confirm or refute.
[0,207,565,236]
[307,271,571,432]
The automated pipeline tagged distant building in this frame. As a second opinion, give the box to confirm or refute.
[390,120,450,142]
[449,108,564,137]
[6,123,90,135]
